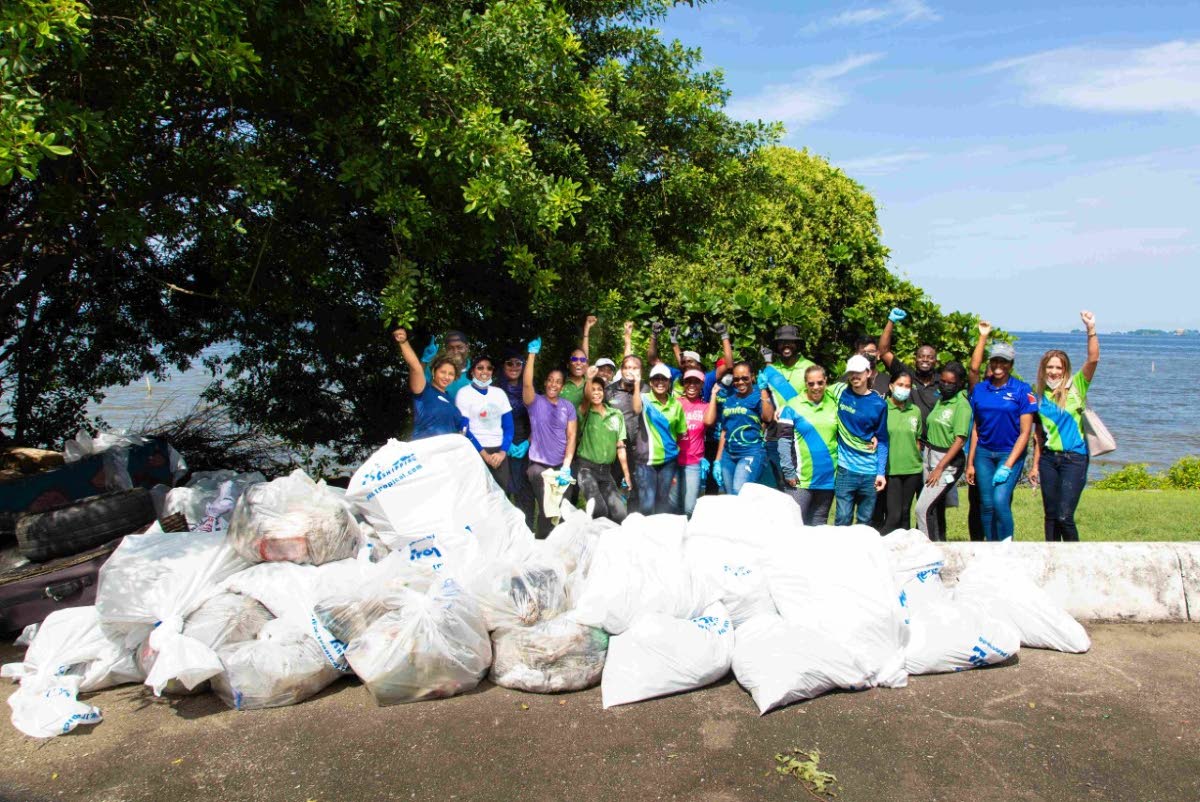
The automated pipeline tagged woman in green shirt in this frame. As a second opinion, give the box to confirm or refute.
[575,372,633,522]
[881,371,924,534]
[915,362,971,541]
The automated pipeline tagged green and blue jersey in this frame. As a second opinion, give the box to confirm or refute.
[637,393,686,466]
[831,383,889,476]
[778,391,838,490]
[1038,371,1091,455]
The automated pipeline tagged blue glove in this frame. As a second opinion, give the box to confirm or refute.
[420,338,439,363]
[714,465,725,490]
[555,466,573,486]
[888,307,907,324]
[699,458,710,484]
[507,440,529,459]
[527,337,542,355]
[756,372,768,390]
[993,465,1012,485]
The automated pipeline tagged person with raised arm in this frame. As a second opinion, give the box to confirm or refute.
[575,367,633,522]
[392,326,467,440]
[631,363,687,513]
[522,337,578,538]
[561,315,596,407]
[1030,311,1101,542]
[966,332,1037,542]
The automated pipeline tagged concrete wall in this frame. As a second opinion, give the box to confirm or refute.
[939,542,1199,622]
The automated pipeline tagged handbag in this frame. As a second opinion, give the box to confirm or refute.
[1081,406,1116,457]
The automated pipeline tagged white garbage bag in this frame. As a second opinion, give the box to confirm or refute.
[601,602,733,708]
[210,618,343,710]
[2,607,142,738]
[904,601,1021,675]
[544,500,616,605]
[223,558,381,674]
[732,614,874,715]
[344,577,491,705]
[135,592,273,695]
[95,529,250,695]
[766,525,908,688]
[345,437,534,570]
[685,492,782,556]
[489,615,609,693]
[953,558,1091,653]
[573,514,716,635]
[881,528,950,621]
[684,535,776,627]
[227,469,362,565]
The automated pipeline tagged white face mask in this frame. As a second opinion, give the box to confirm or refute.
[1046,378,1062,390]
[892,387,911,402]
[621,368,639,383]
[472,377,492,389]
[721,374,733,387]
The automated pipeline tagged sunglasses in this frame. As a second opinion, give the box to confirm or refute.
[569,356,588,363]
[504,359,524,367]
[731,376,752,383]
[806,380,826,387]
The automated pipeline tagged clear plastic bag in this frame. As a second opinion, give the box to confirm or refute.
[227,470,362,565]
[344,577,491,706]
[210,619,343,710]
[490,616,608,693]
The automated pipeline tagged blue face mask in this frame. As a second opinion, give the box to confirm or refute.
[472,377,492,389]
[892,387,911,402]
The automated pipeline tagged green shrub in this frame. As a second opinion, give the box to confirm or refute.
[1165,456,1200,490]
[1094,463,1162,490]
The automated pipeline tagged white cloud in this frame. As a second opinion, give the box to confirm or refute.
[725,53,884,127]
[805,0,939,34]
[989,40,1200,114]
[838,150,931,175]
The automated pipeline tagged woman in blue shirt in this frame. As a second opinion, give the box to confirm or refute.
[704,361,773,495]
[392,327,465,440]
[966,340,1037,541]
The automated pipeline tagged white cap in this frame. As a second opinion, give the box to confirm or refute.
[846,354,872,373]
[681,350,702,365]
[649,363,673,380]
[594,357,616,369]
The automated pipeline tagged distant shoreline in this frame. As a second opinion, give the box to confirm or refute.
[1014,329,1198,337]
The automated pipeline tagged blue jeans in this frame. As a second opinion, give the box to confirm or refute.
[670,463,702,517]
[798,488,834,525]
[720,450,764,495]
[973,447,1025,541]
[834,468,877,526]
[1039,450,1089,542]
[637,462,681,514]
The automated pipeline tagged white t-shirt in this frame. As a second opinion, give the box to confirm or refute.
[455,384,513,449]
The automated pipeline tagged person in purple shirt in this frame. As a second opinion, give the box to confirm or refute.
[966,339,1037,541]
[522,338,578,538]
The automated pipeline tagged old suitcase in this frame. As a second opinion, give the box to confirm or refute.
[0,538,123,635]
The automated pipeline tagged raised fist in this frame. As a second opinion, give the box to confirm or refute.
[623,320,634,335]
[710,321,728,337]
[977,320,992,337]
[1080,310,1096,330]
[668,325,680,344]
[585,315,598,330]
[391,327,408,345]
[651,321,665,335]
[759,346,774,364]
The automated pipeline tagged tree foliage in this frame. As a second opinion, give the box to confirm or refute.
[1,0,769,456]
[631,146,986,372]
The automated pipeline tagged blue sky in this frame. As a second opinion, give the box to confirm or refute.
[658,0,1200,331]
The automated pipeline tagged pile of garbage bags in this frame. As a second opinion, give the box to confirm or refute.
[2,435,1091,738]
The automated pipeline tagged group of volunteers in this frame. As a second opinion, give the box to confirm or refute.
[391,307,1100,542]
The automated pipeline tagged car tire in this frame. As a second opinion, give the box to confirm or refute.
[16,489,156,562]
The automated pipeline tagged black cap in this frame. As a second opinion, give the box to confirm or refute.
[774,325,801,342]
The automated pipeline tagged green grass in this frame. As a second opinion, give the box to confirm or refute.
[939,487,1200,542]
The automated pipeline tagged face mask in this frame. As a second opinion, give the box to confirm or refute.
[721,374,733,387]
[472,377,492,389]
[621,369,638,384]
[892,387,911,402]
[938,382,959,398]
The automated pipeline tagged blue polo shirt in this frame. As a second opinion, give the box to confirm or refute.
[970,377,1038,453]
[411,385,466,440]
